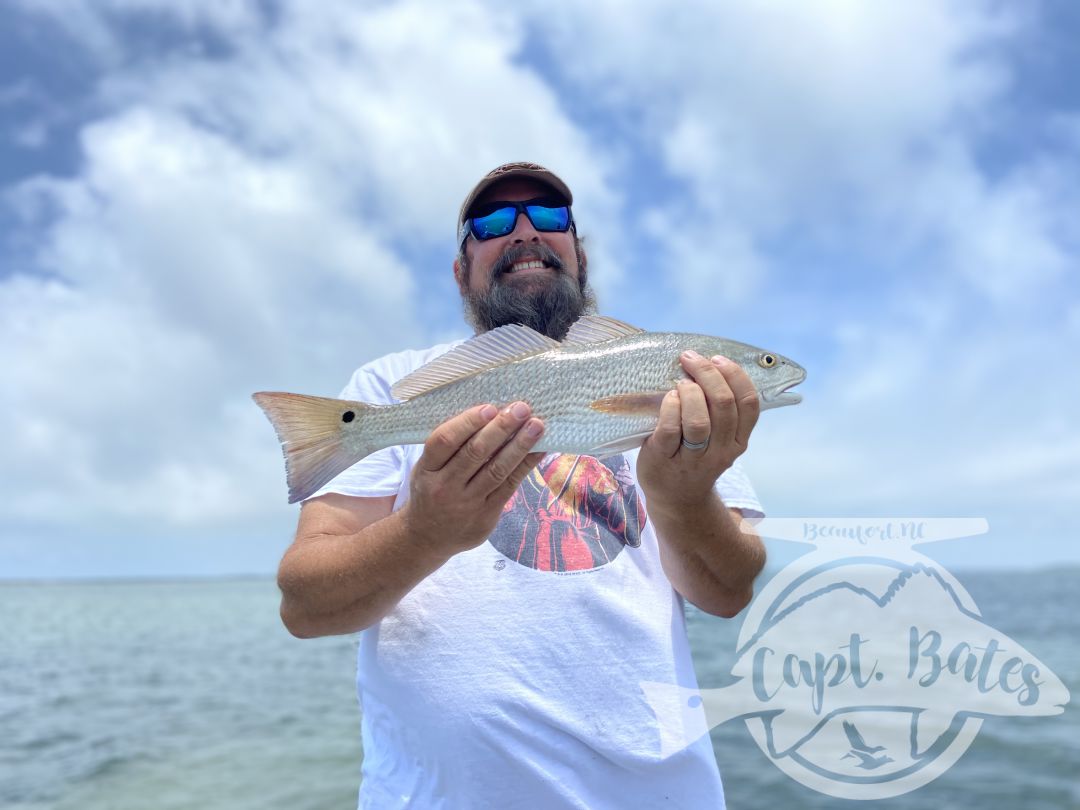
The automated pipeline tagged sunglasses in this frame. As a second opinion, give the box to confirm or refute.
[459,197,574,245]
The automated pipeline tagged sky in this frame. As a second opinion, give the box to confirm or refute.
[1,0,1078,579]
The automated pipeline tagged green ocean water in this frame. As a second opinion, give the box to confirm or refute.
[1,569,1076,809]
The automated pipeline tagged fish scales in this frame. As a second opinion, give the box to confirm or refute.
[253,316,806,502]
[368,333,677,454]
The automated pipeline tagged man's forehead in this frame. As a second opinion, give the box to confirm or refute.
[473,177,562,207]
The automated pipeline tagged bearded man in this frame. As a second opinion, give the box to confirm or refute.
[276,163,767,809]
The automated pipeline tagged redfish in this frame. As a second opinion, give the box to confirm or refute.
[254,316,805,503]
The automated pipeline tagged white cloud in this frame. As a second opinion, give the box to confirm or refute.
[894,140,1073,304]
[86,0,619,254]
[521,1,1079,558]
[11,106,424,384]
[640,207,764,308]
[3,0,1077,574]
[12,0,265,64]
[2,0,615,543]
[746,295,1080,523]
[0,270,287,527]
[525,1,1067,306]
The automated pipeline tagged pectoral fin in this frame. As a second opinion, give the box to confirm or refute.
[589,391,668,416]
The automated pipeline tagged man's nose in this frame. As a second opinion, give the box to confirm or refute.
[510,211,541,243]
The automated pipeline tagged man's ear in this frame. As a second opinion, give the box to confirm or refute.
[453,257,463,288]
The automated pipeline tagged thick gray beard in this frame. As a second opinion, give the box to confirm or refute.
[460,257,598,341]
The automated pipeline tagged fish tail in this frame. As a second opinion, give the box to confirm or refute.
[252,392,383,504]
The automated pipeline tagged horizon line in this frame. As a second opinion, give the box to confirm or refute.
[3,562,1079,586]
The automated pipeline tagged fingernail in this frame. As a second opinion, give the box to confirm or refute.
[525,419,543,438]
[480,404,497,420]
[669,388,680,400]
[712,355,731,367]
[511,401,530,419]
[682,350,701,361]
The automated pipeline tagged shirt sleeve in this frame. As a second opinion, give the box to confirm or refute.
[305,361,406,501]
[715,457,765,519]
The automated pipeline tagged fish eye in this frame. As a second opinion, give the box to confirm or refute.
[758,353,777,368]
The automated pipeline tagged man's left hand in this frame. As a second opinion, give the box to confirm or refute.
[637,351,761,510]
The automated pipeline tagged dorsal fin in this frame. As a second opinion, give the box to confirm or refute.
[562,315,645,347]
[391,324,561,401]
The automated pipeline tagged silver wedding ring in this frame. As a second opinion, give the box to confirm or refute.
[681,437,709,451]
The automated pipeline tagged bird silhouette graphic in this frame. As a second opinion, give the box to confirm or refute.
[841,720,893,770]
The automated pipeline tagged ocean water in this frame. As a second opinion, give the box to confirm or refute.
[1,569,1076,809]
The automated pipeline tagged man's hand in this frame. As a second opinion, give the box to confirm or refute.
[402,402,546,555]
[277,401,545,637]
[636,351,765,616]
[637,350,761,510]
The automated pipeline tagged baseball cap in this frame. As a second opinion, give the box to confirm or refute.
[457,162,574,234]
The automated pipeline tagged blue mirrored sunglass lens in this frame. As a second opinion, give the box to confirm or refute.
[526,205,570,231]
[468,202,572,241]
[472,207,518,239]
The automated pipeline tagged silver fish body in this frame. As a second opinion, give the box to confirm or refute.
[355,332,802,453]
[254,316,805,502]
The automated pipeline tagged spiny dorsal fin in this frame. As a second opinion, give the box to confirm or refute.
[562,315,645,347]
[391,324,561,401]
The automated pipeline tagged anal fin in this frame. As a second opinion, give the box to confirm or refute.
[583,431,655,459]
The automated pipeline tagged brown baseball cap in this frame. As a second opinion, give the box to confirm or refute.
[457,162,574,232]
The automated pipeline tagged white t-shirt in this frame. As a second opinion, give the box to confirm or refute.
[314,341,765,810]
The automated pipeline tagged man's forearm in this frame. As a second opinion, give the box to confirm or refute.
[277,405,547,639]
[277,504,452,638]
[649,491,766,618]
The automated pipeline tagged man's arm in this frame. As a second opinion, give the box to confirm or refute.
[648,498,765,618]
[637,351,767,618]
[277,402,545,638]
[279,494,440,637]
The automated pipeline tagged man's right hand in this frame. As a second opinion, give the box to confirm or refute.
[402,402,546,555]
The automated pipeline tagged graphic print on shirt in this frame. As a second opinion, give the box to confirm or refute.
[489,453,646,572]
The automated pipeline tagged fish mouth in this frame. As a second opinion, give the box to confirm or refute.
[766,388,803,406]
[761,371,806,409]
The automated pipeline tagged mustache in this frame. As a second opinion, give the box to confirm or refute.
[491,244,566,277]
